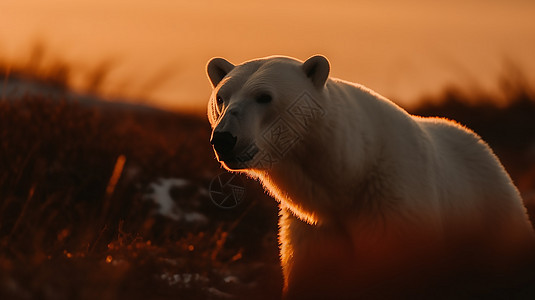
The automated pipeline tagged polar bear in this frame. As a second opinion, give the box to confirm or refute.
[205,55,535,299]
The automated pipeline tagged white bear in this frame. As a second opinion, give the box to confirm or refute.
[205,55,535,299]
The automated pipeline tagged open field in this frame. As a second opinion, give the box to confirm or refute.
[1,66,535,299]
[0,92,282,299]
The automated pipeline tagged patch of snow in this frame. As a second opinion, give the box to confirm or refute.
[1,76,162,112]
[145,178,189,221]
[160,272,209,288]
[198,186,210,197]
[184,212,208,223]
[144,178,208,225]
[223,275,240,284]
[1,78,67,100]
[206,287,235,299]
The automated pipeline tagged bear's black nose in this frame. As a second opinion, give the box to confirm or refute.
[210,131,237,157]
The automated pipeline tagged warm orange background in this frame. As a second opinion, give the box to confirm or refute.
[1,0,534,112]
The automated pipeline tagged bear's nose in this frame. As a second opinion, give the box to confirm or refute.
[210,131,237,156]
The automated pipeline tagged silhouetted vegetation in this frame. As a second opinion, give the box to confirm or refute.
[0,42,176,102]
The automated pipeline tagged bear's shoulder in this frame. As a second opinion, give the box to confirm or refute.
[414,116,480,142]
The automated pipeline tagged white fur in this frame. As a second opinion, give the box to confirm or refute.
[206,55,535,299]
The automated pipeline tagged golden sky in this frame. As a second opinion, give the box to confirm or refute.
[1,0,535,112]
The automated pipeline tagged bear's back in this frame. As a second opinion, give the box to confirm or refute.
[416,116,533,244]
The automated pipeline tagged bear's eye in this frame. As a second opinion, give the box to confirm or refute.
[216,95,224,105]
[256,93,272,104]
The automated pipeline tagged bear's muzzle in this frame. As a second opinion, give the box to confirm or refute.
[210,131,237,160]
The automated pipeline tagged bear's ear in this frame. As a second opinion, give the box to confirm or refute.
[206,57,235,87]
[302,55,330,89]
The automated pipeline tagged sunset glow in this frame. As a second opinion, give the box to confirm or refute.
[2,0,534,112]
[2,1,535,298]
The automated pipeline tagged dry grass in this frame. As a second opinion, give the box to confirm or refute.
[0,95,282,300]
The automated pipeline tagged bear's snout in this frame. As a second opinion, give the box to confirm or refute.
[210,131,237,159]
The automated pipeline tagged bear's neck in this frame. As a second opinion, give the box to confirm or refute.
[257,150,396,226]
[255,81,440,229]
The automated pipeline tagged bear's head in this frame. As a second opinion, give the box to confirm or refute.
[206,55,330,172]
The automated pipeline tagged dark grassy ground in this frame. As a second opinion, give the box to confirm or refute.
[0,94,282,300]
[1,67,535,299]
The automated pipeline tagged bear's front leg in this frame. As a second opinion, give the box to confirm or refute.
[278,206,361,300]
